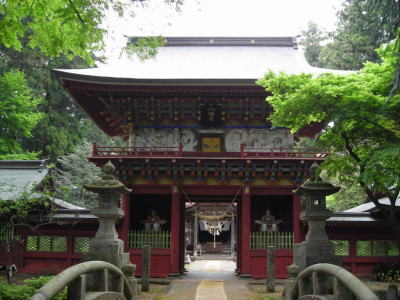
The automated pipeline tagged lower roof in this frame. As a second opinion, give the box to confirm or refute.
[0,160,48,200]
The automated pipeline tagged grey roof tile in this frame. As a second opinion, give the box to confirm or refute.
[55,36,351,85]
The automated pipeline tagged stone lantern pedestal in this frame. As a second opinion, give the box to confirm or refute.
[285,163,341,298]
[82,162,131,269]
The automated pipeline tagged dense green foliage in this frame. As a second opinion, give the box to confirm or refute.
[301,0,397,70]
[0,70,42,158]
[54,143,102,209]
[0,0,115,63]
[258,45,400,238]
[54,130,126,208]
[0,45,90,160]
[0,1,166,161]
[368,0,400,96]
[124,36,165,61]
[0,276,66,299]
[299,22,327,69]
[299,0,400,210]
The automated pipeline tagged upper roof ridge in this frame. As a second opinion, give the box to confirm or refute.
[128,36,298,48]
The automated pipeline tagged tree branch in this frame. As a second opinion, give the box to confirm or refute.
[340,130,362,163]
[68,0,85,24]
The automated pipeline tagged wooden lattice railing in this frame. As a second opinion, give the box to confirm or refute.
[250,231,293,250]
[91,143,326,159]
[128,230,170,249]
[288,263,378,300]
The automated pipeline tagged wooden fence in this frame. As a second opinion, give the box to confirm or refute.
[128,230,170,249]
[250,231,293,250]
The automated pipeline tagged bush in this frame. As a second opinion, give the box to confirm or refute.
[0,276,66,300]
[373,263,400,282]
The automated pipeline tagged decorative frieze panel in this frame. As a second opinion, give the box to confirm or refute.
[133,128,293,152]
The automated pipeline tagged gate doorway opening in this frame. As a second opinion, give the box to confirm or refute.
[183,195,238,273]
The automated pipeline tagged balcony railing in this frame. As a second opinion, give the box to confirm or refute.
[92,143,326,160]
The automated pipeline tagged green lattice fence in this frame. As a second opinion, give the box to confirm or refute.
[332,240,350,256]
[0,223,12,241]
[250,231,293,250]
[357,240,399,256]
[74,237,92,253]
[128,230,170,248]
[26,235,67,252]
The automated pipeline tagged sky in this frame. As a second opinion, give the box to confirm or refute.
[103,0,343,62]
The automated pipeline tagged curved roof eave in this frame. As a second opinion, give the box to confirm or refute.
[54,69,258,86]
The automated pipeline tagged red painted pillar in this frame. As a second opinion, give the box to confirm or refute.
[67,224,73,266]
[170,185,181,274]
[240,184,251,276]
[236,200,242,273]
[350,227,356,274]
[118,193,131,251]
[293,194,303,243]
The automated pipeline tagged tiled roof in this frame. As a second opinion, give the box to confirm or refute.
[55,36,351,86]
[0,160,47,200]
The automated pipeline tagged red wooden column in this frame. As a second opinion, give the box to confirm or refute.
[67,224,73,266]
[170,185,181,275]
[236,198,242,274]
[118,193,131,251]
[240,184,251,276]
[293,194,303,243]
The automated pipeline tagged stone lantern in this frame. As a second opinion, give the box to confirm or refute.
[82,161,131,268]
[285,162,341,298]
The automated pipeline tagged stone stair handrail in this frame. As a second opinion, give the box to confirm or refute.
[31,260,134,300]
[290,263,378,300]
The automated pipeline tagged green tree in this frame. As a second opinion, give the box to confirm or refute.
[301,0,397,70]
[53,130,126,208]
[0,3,166,161]
[0,45,91,160]
[257,45,400,243]
[300,22,328,68]
[0,70,42,158]
[368,0,400,96]
[0,0,114,62]
[54,142,102,209]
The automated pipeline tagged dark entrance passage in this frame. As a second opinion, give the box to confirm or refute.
[183,195,238,272]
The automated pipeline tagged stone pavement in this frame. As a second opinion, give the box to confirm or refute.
[163,260,253,300]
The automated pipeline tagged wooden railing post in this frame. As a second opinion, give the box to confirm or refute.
[92,143,97,156]
[240,143,245,157]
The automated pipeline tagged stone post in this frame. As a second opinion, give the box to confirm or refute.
[266,246,276,293]
[387,285,398,300]
[141,245,151,292]
[81,162,132,291]
[285,162,341,297]
[122,264,138,300]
